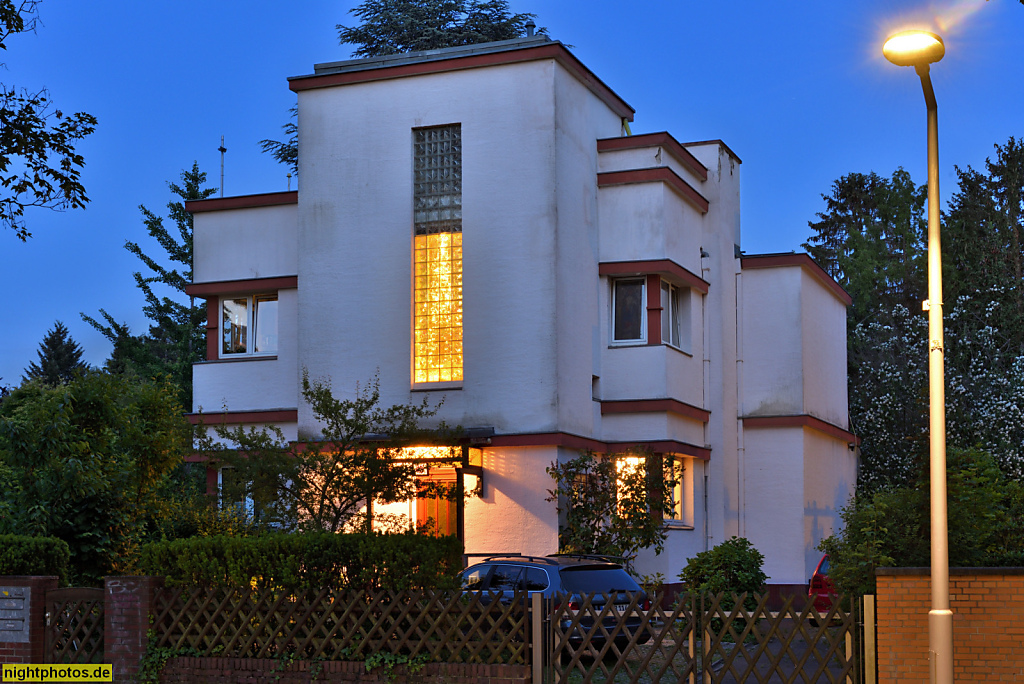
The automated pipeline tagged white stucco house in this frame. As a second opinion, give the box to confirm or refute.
[185,35,857,588]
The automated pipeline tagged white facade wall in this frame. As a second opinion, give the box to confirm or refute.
[741,267,804,417]
[193,204,298,283]
[296,58,619,439]
[800,270,849,427]
[464,447,561,556]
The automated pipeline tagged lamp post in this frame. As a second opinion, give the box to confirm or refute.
[882,29,952,684]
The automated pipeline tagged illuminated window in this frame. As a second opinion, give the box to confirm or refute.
[222,294,278,356]
[413,124,463,384]
[616,454,686,522]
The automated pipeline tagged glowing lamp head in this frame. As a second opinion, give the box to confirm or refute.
[883,30,945,67]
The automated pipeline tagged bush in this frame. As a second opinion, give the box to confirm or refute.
[679,536,768,596]
[0,535,71,584]
[820,448,1024,595]
[139,530,462,591]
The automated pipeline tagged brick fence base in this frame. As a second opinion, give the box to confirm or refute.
[160,657,531,683]
[876,567,1024,683]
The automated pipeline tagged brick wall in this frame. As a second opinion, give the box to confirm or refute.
[0,576,59,665]
[876,567,1024,683]
[104,576,163,683]
[160,657,531,683]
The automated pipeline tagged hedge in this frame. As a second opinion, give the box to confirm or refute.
[139,531,462,591]
[0,535,71,584]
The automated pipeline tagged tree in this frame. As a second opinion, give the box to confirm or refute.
[338,0,542,58]
[82,163,215,407]
[820,448,1024,595]
[545,451,683,565]
[804,143,1024,490]
[802,169,926,325]
[22,320,88,385]
[0,371,190,583]
[198,371,459,533]
[0,0,96,241]
[258,105,297,178]
[261,1,544,173]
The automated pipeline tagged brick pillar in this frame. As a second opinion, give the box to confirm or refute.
[104,576,163,683]
[0,576,59,665]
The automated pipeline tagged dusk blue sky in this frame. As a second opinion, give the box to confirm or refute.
[2,0,1022,386]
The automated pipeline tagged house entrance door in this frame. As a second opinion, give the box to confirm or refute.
[416,467,459,537]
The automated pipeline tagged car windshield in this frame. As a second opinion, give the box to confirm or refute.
[558,567,640,594]
[819,557,830,574]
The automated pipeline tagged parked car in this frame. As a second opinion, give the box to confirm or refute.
[808,553,836,612]
[459,555,651,650]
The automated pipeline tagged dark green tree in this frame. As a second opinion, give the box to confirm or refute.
[338,0,542,57]
[1,0,97,241]
[820,448,1024,595]
[22,320,88,385]
[82,163,215,407]
[258,105,297,178]
[0,371,190,583]
[802,169,927,325]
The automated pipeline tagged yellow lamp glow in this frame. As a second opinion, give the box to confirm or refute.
[883,30,945,67]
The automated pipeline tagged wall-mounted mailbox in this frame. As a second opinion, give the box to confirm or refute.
[0,586,31,643]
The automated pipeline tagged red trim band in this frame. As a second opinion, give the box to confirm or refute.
[289,43,634,121]
[741,253,852,306]
[487,432,710,461]
[187,409,299,426]
[742,414,859,445]
[597,132,708,182]
[601,399,710,423]
[599,260,709,294]
[205,297,219,361]
[186,191,298,213]
[186,275,298,298]
[646,273,662,346]
[598,167,709,214]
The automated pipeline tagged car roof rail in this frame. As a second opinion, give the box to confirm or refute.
[546,553,626,565]
[479,555,561,565]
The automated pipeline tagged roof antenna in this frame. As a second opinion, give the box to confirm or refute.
[218,135,227,197]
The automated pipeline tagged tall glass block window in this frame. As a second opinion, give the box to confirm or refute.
[413,124,463,383]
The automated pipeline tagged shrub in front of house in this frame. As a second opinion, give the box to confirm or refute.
[0,534,71,584]
[140,530,462,591]
[679,536,768,620]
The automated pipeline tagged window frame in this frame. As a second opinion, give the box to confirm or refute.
[220,292,279,357]
[661,281,681,348]
[611,277,647,345]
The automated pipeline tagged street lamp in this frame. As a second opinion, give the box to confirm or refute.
[883,29,952,684]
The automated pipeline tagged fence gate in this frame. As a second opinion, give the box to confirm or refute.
[547,592,870,684]
[45,587,104,664]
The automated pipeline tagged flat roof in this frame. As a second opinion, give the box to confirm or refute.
[288,36,635,121]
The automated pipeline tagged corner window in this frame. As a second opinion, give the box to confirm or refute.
[661,282,681,347]
[612,278,645,343]
[222,294,278,356]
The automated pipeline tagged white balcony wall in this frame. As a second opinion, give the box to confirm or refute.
[193,204,298,284]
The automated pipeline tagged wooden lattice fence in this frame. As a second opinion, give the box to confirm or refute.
[151,586,531,664]
[549,591,866,684]
[45,587,104,664]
